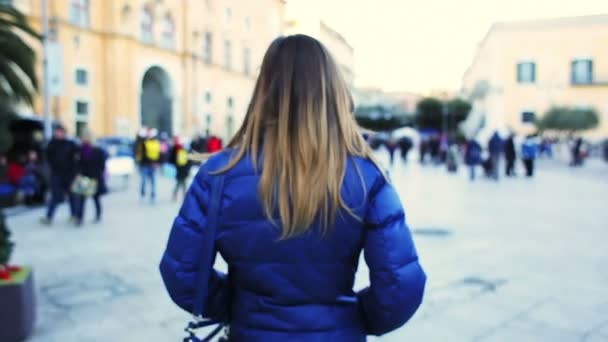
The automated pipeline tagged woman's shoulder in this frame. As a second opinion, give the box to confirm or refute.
[348,156,385,178]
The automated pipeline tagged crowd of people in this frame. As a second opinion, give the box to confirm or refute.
[132,127,224,203]
[40,126,108,226]
[464,132,542,181]
[366,129,595,183]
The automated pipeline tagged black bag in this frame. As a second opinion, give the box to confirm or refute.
[183,174,229,342]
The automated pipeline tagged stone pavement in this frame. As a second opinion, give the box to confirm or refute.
[7,156,608,342]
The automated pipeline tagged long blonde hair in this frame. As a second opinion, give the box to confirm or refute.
[219,35,377,239]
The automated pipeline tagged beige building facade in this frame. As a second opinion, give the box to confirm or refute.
[284,4,355,88]
[462,15,608,138]
[12,0,285,139]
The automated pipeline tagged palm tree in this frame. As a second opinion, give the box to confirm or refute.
[0,3,40,279]
[0,3,40,107]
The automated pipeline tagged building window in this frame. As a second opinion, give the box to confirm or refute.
[161,13,175,49]
[203,32,213,64]
[521,111,536,123]
[205,113,212,135]
[245,17,251,30]
[75,68,88,85]
[243,47,251,76]
[226,116,234,138]
[225,7,232,23]
[141,5,154,43]
[76,100,89,115]
[571,59,593,85]
[227,97,234,110]
[69,0,90,27]
[224,40,232,70]
[517,62,536,83]
[205,91,212,103]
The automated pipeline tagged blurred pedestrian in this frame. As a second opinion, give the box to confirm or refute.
[190,134,208,154]
[399,137,413,162]
[521,135,538,177]
[206,134,223,153]
[571,137,584,167]
[539,138,553,159]
[160,35,426,341]
[419,138,427,164]
[140,128,161,202]
[41,126,78,225]
[21,150,46,204]
[134,127,147,164]
[386,137,397,165]
[465,139,482,181]
[504,133,516,176]
[488,131,503,181]
[73,131,108,225]
[170,136,191,201]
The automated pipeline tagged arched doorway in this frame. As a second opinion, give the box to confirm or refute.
[141,66,173,135]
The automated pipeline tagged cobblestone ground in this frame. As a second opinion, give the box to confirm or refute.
[7,155,608,342]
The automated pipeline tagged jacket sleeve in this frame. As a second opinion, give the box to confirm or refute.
[357,174,426,336]
[159,167,230,320]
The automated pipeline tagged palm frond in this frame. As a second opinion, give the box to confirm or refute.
[0,5,40,108]
[0,5,41,40]
[0,55,35,105]
[0,27,37,90]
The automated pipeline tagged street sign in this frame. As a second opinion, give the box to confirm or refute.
[47,42,64,96]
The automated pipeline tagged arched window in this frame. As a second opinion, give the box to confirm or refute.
[69,0,90,27]
[161,12,175,49]
[141,5,154,43]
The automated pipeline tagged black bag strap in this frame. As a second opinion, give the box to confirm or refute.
[193,173,225,317]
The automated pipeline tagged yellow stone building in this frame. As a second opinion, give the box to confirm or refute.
[462,15,608,138]
[12,0,285,139]
[284,3,355,88]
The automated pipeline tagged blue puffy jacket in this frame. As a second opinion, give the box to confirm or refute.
[160,151,426,341]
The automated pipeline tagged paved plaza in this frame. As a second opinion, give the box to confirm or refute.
[7,154,608,342]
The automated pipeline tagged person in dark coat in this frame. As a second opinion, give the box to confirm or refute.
[504,134,516,176]
[465,139,482,181]
[488,131,503,181]
[571,137,584,166]
[73,131,107,225]
[169,136,191,201]
[386,137,397,165]
[399,136,413,162]
[159,35,426,341]
[41,126,78,225]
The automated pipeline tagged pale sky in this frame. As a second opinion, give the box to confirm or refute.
[289,0,608,94]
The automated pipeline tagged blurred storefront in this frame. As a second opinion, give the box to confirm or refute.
[462,15,608,138]
[14,0,285,139]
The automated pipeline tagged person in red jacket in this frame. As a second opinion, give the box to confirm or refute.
[206,135,223,153]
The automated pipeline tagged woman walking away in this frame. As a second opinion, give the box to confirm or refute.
[74,131,107,225]
[160,35,426,341]
[170,136,191,201]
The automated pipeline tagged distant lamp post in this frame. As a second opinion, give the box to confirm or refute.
[441,92,449,141]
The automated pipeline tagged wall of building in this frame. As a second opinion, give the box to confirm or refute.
[17,0,285,140]
[462,16,608,138]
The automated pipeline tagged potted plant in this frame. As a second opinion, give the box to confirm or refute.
[0,211,36,341]
[0,3,41,341]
